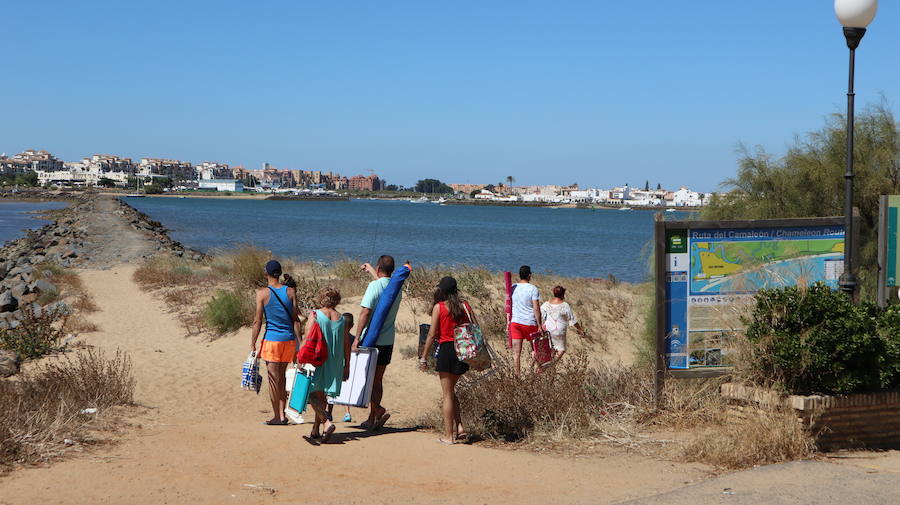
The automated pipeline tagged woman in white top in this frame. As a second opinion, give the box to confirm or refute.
[540,285,583,363]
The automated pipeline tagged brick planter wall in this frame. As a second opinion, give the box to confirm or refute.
[721,383,900,450]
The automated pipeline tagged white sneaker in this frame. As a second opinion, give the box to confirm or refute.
[285,410,304,424]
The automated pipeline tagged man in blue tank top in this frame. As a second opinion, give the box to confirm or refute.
[353,254,402,430]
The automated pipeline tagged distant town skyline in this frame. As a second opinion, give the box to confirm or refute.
[3,2,899,193]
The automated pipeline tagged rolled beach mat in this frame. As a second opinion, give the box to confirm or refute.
[360,264,412,347]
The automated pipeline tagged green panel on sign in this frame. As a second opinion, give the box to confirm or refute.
[889,204,899,287]
[666,230,687,254]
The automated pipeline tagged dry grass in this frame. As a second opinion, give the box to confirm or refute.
[683,407,815,469]
[210,245,270,288]
[33,261,98,314]
[0,348,135,470]
[415,349,811,469]
[133,255,208,289]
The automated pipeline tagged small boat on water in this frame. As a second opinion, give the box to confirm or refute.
[410,196,429,204]
[665,208,676,212]
[434,197,447,204]
[618,206,631,211]
[125,194,145,198]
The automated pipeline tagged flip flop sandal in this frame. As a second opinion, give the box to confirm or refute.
[373,413,391,430]
[436,438,455,445]
[358,421,373,430]
[321,423,336,443]
[456,432,470,440]
[263,419,288,426]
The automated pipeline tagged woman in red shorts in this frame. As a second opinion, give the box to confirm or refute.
[509,265,543,374]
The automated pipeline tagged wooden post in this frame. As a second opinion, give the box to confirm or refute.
[653,214,667,410]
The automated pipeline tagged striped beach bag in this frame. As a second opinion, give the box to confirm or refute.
[241,351,262,394]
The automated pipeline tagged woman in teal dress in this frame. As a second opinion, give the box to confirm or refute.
[305,287,351,443]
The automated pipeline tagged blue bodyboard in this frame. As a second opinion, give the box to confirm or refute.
[360,265,410,347]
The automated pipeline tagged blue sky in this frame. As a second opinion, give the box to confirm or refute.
[2,1,897,192]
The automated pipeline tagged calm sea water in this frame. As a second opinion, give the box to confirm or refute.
[0,201,68,245]
[125,198,692,282]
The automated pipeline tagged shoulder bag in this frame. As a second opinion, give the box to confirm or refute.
[453,302,492,371]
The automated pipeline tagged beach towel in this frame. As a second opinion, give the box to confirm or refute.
[360,264,411,347]
[241,351,262,394]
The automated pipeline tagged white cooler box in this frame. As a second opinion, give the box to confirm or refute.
[328,347,379,408]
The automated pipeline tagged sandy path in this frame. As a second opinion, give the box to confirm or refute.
[0,263,712,504]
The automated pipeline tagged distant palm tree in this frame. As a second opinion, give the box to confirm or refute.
[506,175,515,187]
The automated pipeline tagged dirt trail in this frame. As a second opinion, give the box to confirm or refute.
[0,262,711,505]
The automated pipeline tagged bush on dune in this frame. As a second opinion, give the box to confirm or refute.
[203,289,254,335]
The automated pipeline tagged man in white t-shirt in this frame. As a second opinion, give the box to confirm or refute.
[509,265,543,373]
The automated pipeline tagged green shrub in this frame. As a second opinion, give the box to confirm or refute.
[742,283,899,395]
[0,304,69,359]
[203,289,253,335]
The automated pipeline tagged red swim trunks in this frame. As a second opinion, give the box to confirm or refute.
[509,322,539,341]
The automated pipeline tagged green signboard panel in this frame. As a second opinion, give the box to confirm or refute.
[888,196,900,288]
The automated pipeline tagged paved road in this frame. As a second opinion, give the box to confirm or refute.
[619,459,900,505]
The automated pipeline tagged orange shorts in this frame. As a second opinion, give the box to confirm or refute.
[260,339,296,363]
[509,322,539,341]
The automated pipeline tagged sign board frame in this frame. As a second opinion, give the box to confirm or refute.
[653,212,858,407]
[878,195,900,307]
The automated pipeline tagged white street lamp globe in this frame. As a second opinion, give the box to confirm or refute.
[835,0,878,28]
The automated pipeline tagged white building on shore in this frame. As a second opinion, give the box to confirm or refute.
[198,179,243,192]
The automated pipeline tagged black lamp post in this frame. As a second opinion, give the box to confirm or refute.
[834,0,877,297]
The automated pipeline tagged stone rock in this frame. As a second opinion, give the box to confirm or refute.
[8,265,33,278]
[10,283,28,299]
[31,279,56,294]
[0,290,17,312]
[0,350,19,377]
[62,249,78,259]
[30,254,46,264]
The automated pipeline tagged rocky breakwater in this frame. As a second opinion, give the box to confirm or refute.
[0,198,91,376]
[115,199,206,261]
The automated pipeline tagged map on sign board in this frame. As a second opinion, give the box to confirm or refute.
[664,224,845,369]
[690,231,844,295]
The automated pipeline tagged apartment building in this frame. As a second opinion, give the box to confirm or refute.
[139,157,194,180]
[7,149,65,172]
[85,154,135,173]
[196,161,231,180]
[348,174,383,191]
